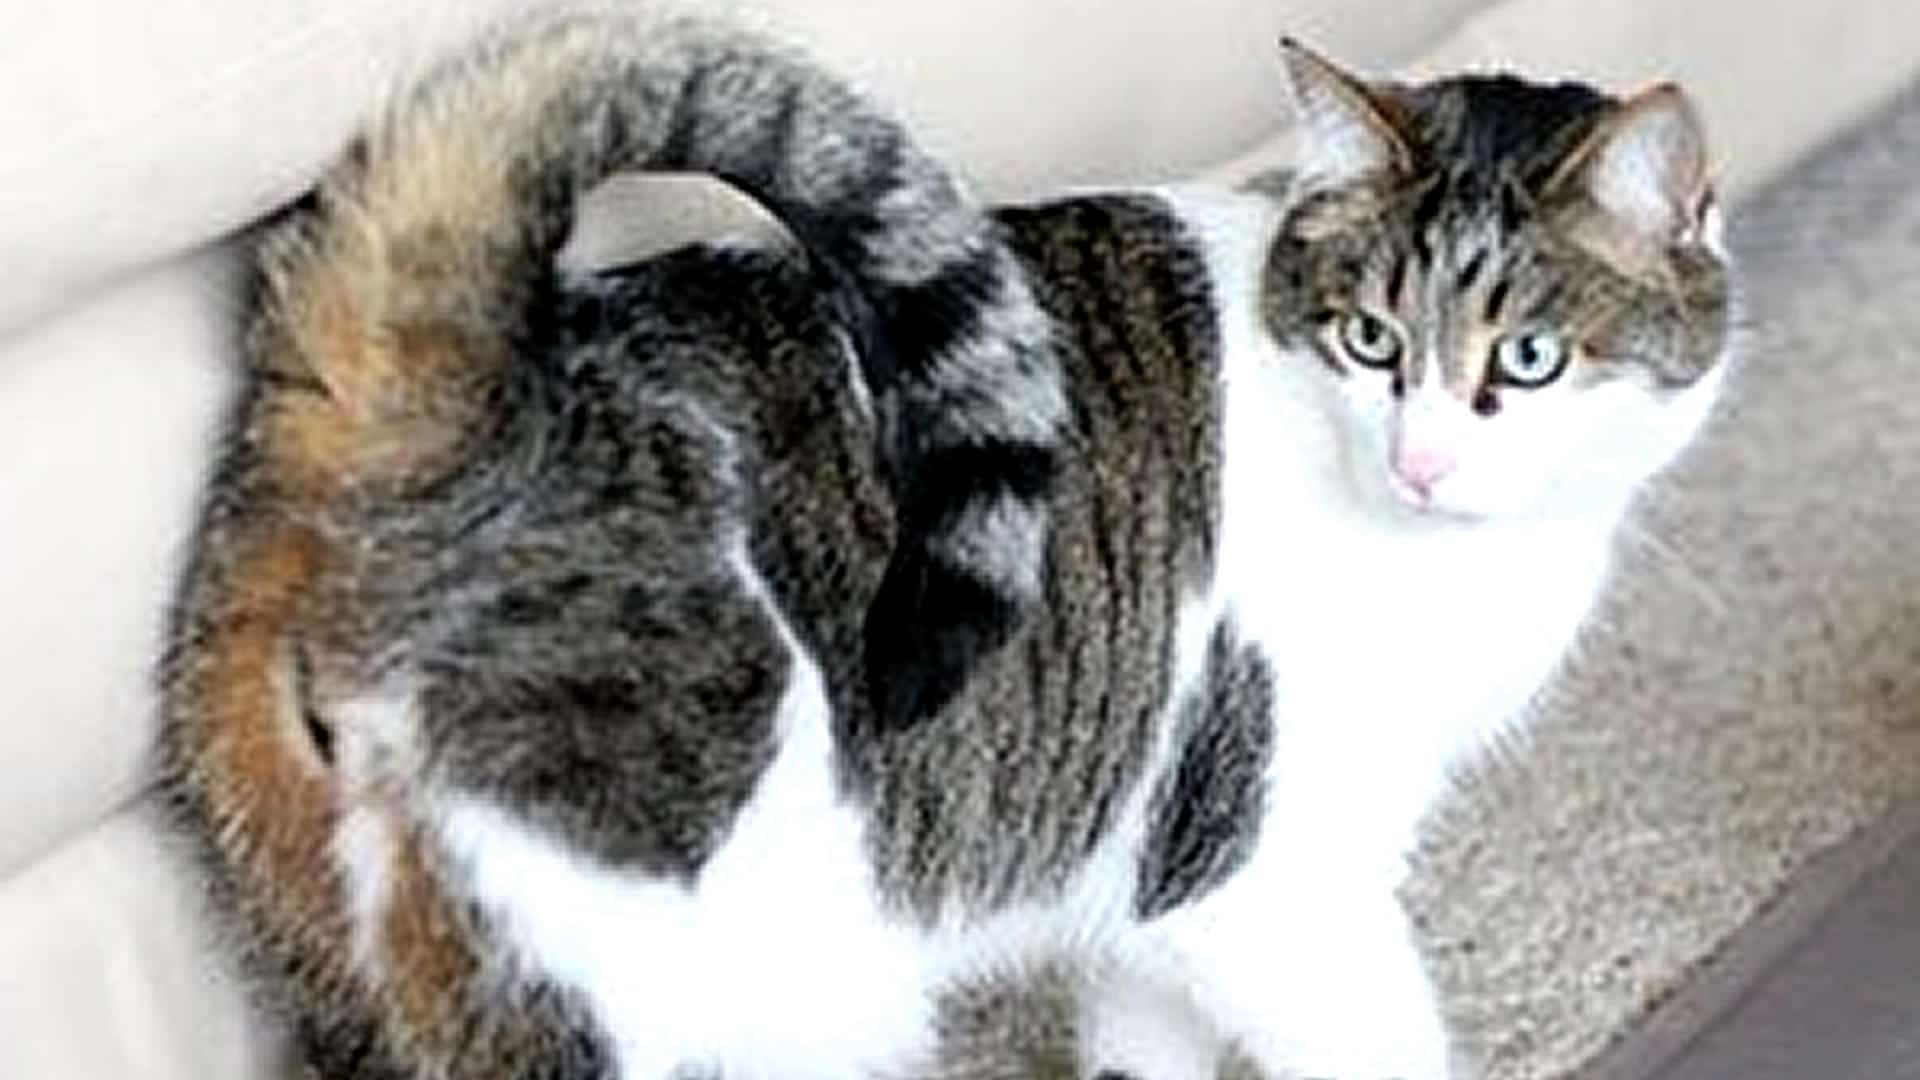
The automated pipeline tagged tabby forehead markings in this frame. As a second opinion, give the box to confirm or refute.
[1484,276,1513,321]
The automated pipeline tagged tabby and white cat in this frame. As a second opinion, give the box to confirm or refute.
[158,6,1733,1079]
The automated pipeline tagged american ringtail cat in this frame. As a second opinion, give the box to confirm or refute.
[159,6,1733,1078]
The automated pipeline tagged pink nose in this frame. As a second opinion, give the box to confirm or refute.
[1391,443,1456,498]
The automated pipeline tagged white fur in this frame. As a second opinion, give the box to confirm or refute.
[328,683,423,975]
[332,802,399,974]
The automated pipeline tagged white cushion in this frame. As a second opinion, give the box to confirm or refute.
[0,806,281,1079]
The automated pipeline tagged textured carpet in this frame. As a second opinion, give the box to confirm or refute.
[1405,74,1920,1079]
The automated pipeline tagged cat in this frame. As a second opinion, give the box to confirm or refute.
[157,5,1734,1079]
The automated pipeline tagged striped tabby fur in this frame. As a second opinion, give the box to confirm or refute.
[159,11,1733,1080]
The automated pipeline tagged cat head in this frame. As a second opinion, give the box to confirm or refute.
[1261,41,1733,522]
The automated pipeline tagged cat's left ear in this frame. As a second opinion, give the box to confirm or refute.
[1277,38,1412,190]
[1547,84,1718,249]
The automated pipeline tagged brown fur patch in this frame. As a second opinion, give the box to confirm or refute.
[192,512,487,1065]
[260,252,505,499]
[380,823,482,1054]
[192,523,353,962]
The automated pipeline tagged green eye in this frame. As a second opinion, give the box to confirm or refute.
[1491,332,1570,388]
[1336,310,1403,370]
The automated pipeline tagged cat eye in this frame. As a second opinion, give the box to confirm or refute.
[1335,310,1404,370]
[1490,332,1570,388]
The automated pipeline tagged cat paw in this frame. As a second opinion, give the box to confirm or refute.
[1280,1037,1451,1080]
[1078,970,1219,1080]
[1235,1002,1453,1080]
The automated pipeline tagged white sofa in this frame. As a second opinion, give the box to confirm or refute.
[3,1,1918,1076]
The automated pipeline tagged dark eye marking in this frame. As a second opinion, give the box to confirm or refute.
[1457,247,1489,290]
[1411,230,1434,268]
[1387,255,1409,308]
[1484,278,1512,321]
[1497,183,1527,233]
[1411,181,1448,237]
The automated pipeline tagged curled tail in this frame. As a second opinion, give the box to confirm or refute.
[264,5,1064,728]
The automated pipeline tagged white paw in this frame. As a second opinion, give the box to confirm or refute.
[1258,997,1453,1080]
[1079,970,1220,1080]
[1226,935,1456,1080]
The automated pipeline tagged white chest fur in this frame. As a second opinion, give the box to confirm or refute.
[1167,185,1619,860]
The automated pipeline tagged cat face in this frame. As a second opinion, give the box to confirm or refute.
[1262,43,1732,522]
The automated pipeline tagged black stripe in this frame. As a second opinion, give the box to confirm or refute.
[733,96,906,266]
[291,644,335,767]
[1411,229,1434,269]
[1457,246,1489,289]
[1411,179,1448,239]
[255,366,330,396]
[1386,253,1409,308]
[1485,277,1512,321]
[894,438,1058,535]
[824,124,909,232]
[861,550,1022,731]
[654,61,713,177]
[1497,180,1528,233]
[1445,76,1610,174]
[854,245,1001,391]
[739,80,805,196]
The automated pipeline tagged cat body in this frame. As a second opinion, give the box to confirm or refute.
[159,7,1732,1079]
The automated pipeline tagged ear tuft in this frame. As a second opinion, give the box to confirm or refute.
[1277,38,1411,190]
[1550,83,1714,246]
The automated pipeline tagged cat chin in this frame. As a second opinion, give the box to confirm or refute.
[1402,498,1495,525]
[1375,477,1488,524]
[1378,471,1640,527]
[1348,452,1529,526]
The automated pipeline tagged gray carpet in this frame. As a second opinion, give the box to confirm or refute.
[1406,75,1920,1079]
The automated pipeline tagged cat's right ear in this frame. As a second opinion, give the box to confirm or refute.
[1276,38,1412,191]
[1544,83,1716,249]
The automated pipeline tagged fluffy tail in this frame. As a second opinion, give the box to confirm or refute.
[264,5,1064,728]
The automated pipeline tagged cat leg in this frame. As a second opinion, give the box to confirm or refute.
[1266,888,1453,1080]
[1146,846,1456,1080]
[1076,958,1221,1080]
